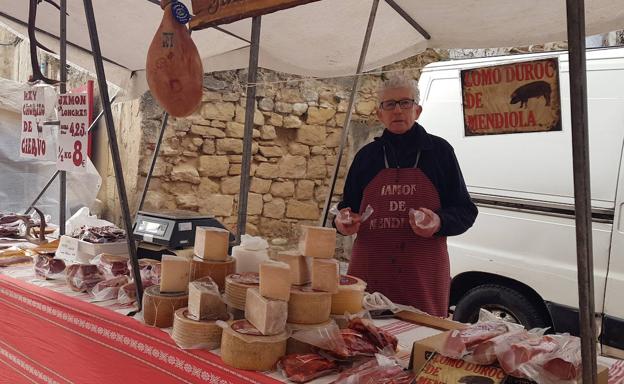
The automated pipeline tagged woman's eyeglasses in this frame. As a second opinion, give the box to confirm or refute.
[379,99,415,111]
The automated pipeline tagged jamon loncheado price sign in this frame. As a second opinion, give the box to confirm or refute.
[461,58,561,136]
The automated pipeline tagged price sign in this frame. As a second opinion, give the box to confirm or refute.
[20,87,49,159]
[57,92,88,172]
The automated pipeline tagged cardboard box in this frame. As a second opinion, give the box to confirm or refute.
[56,235,128,263]
[410,331,608,384]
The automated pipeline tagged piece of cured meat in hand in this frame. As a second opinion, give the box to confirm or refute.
[278,354,337,383]
[443,321,511,358]
[347,317,398,352]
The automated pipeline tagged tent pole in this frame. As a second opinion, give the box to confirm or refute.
[24,95,116,215]
[236,15,261,245]
[82,0,144,312]
[59,0,67,235]
[320,0,380,226]
[384,0,430,39]
[136,111,169,214]
[565,0,598,382]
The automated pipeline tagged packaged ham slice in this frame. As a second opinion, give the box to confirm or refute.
[66,264,104,292]
[442,321,516,359]
[347,317,398,352]
[331,355,415,384]
[91,275,129,302]
[277,353,338,383]
[515,334,582,383]
[34,254,66,279]
[497,334,559,377]
[93,253,129,278]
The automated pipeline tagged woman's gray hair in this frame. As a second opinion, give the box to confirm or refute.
[377,74,420,104]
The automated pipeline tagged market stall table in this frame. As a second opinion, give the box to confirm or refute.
[1,266,623,383]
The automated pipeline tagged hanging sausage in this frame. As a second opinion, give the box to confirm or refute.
[146,0,203,117]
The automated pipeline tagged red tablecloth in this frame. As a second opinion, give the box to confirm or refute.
[0,274,280,384]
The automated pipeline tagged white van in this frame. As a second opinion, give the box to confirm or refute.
[417,47,624,358]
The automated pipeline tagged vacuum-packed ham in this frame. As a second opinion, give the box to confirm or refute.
[278,354,337,383]
[469,329,532,365]
[66,264,104,292]
[497,335,559,377]
[34,254,66,279]
[442,321,513,359]
[347,317,398,352]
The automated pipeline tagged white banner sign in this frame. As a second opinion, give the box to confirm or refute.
[57,92,88,172]
[20,87,49,159]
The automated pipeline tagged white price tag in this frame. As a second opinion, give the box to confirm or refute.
[20,87,50,159]
[178,222,192,231]
[57,92,89,172]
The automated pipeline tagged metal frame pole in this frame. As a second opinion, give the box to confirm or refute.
[136,112,169,213]
[565,0,598,382]
[59,0,67,235]
[82,0,144,310]
[320,0,380,226]
[24,95,117,215]
[236,16,261,244]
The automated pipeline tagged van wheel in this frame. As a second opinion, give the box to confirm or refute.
[452,284,550,329]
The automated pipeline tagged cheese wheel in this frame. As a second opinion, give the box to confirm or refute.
[224,272,259,310]
[331,275,367,315]
[171,307,231,350]
[142,285,189,328]
[220,320,288,371]
[190,256,236,291]
[287,285,332,324]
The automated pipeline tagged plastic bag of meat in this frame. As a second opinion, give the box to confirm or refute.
[34,254,66,279]
[277,353,338,383]
[347,317,398,352]
[93,253,129,279]
[128,258,161,287]
[497,334,560,377]
[339,329,377,358]
[291,322,351,358]
[331,354,415,384]
[514,334,581,383]
[442,321,519,359]
[118,282,138,305]
[91,275,129,302]
[66,263,104,292]
[467,327,547,365]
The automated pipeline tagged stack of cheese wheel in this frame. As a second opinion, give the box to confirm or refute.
[220,319,288,371]
[286,319,334,354]
[224,272,259,310]
[143,285,188,328]
[191,227,234,291]
[331,275,367,315]
[171,308,231,350]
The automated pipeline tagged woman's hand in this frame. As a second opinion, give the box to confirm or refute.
[334,207,362,236]
[409,207,441,238]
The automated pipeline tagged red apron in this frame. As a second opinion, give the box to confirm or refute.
[348,150,450,317]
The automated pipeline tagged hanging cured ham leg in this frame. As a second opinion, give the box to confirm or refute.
[146,0,203,117]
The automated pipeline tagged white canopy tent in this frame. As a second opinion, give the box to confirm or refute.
[1,0,623,85]
[1,1,623,382]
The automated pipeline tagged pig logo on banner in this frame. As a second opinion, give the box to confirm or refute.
[461,58,561,136]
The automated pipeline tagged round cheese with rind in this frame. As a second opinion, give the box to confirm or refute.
[220,320,288,371]
[287,285,332,324]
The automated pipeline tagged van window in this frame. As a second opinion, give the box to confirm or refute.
[425,78,461,102]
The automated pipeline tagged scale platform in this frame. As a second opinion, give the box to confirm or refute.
[133,210,234,249]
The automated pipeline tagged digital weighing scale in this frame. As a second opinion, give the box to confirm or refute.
[133,210,234,249]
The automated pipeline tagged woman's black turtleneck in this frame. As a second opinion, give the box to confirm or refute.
[337,123,477,237]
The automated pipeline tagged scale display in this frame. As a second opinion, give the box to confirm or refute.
[133,210,233,249]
